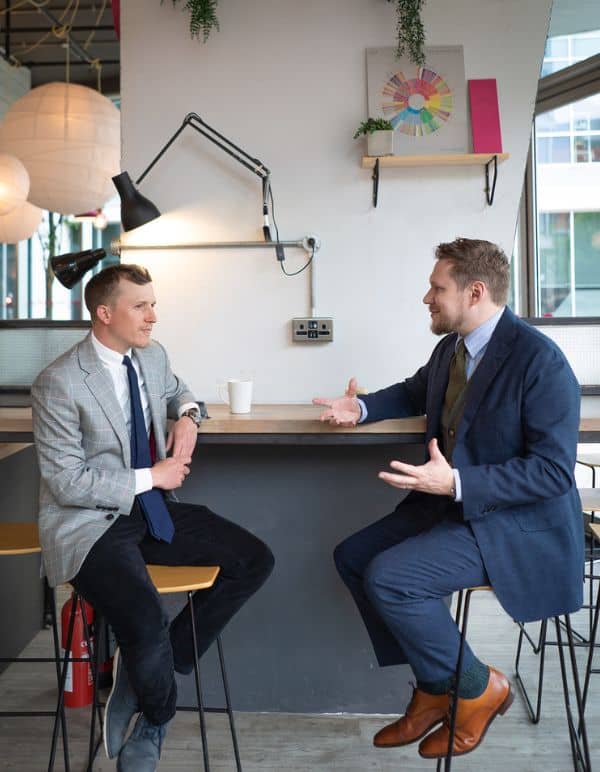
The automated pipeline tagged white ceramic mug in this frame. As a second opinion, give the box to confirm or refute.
[218,379,253,414]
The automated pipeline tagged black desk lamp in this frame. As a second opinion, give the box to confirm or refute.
[112,112,276,242]
[51,248,106,289]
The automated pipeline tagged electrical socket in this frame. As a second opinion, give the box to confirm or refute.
[292,318,333,343]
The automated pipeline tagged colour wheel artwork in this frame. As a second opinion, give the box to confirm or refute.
[382,67,453,137]
[367,46,468,155]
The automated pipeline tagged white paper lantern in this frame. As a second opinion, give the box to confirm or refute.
[0,200,43,244]
[0,153,30,215]
[0,82,120,215]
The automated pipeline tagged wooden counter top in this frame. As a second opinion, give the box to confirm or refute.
[2,404,600,444]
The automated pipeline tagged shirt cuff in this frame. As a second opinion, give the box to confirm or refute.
[135,468,153,495]
[178,401,199,418]
[357,398,367,423]
[452,468,462,502]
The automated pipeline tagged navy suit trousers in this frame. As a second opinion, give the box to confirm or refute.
[72,501,274,725]
[334,501,489,682]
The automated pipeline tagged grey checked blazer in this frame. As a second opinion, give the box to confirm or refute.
[31,332,196,587]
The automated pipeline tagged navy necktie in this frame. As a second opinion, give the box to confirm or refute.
[122,355,174,543]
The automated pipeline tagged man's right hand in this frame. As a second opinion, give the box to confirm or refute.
[151,456,191,490]
[312,377,362,427]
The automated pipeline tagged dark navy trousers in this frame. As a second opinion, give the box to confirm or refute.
[334,498,489,682]
[72,500,274,725]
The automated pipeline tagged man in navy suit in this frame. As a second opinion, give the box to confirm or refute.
[313,237,582,759]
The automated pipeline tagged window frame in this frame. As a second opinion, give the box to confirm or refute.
[521,51,600,321]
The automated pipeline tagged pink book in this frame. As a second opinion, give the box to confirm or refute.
[468,79,503,154]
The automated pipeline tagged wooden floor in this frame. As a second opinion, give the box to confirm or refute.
[1,590,598,771]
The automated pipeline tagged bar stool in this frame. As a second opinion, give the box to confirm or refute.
[514,488,600,724]
[582,521,600,715]
[0,522,70,771]
[87,563,242,772]
[437,586,591,772]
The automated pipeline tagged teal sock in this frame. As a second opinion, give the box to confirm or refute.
[417,660,489,699]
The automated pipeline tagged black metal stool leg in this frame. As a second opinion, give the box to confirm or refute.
[189,591,211,772]
[216,635,242,772]
[514,618,547,723]
[47,585,71,772]
[48,593,78,772]
[554,616,592,772]
[582,571,600,715]
[82,605,103,772]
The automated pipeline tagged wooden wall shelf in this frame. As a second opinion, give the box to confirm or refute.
[362,152,510,207]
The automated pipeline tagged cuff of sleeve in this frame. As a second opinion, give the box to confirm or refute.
[178,401,198,417]
[135,468,153,495]
[357,398,367,423]
[452,468,462,502]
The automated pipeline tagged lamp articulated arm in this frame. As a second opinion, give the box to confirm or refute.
[130,112,274,242]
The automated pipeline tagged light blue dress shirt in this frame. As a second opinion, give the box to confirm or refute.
[358,307,506,501]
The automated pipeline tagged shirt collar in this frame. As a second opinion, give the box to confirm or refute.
[459,306,505,359]
[91,331,132,367]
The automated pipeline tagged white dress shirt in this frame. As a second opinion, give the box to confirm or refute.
[91,333,196,495]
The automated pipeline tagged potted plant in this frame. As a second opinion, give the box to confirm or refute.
[354,117,395,157]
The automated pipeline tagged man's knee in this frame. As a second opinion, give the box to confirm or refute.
[363,553,415,609]
[333,534,360,581]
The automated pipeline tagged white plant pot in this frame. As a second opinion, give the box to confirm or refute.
[367,130,394,157]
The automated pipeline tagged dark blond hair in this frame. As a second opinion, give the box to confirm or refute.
[84,264,152,320]
[435,237,510,305]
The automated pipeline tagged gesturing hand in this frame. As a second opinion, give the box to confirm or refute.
[379,438,455,496]
[312,377,361,427]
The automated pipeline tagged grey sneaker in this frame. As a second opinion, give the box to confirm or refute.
[104,648,140,759]
[117,714,168,772]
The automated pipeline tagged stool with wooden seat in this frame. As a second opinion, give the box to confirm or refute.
[436,585,590,772]
[0,523,71,771]
[87,563,241,772]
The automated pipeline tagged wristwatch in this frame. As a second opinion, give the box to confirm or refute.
[181,407,202,427]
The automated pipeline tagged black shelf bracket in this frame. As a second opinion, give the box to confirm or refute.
[485,155,499,206]
[372,158,380,207]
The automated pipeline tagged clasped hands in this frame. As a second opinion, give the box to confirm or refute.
[151,415,197,490]
[313,378,454,497]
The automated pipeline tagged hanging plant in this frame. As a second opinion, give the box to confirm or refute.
[388,0,426,66]
[165,0,220,42]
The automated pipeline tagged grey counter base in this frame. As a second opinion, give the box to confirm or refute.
[171,442,425,714]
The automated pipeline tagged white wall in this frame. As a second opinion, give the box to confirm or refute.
[121,0,551,403]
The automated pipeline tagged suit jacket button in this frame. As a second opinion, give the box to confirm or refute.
[105,514,115,521]
[449,429,455,437]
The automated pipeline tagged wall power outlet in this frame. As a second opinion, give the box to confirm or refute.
[292,318,333,343]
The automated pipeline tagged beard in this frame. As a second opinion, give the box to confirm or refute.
[429,314,455,336]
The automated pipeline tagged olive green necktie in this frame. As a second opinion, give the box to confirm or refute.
[444,339,467,412]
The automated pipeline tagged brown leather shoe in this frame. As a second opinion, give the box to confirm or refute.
[373,688,449,748]
[418,667,514,759]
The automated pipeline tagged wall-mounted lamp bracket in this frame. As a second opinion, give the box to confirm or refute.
[372,158,380,207]
[110,237,319,257]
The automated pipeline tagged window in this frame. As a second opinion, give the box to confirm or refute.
[514,32,600,318]
[0,205,121,321]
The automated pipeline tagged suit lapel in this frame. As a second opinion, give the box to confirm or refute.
[427,335,456,440]
[78,333,131,464]
[135,345,166,457]
[456,308,516,444]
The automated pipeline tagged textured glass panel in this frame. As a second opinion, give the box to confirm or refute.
[0,326,89,386]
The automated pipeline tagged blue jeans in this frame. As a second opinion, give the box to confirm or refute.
[72,501,274,725]
[334,496,489,683]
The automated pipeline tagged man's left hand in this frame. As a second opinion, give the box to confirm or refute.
[166,416,198,459]
[379,438,454,496]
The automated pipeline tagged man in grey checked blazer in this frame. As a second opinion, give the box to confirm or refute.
[32,264,274,772]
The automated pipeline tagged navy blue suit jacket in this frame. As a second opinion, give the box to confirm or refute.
[361,307,583,623]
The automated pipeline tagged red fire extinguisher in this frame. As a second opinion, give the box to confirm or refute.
[61,592,95,708]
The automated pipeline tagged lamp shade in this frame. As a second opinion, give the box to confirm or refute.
[0,200,43,244]
[112,171,161,231]
[0,83,120,215]
[0,153,30,215]
[51,248,106,289]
